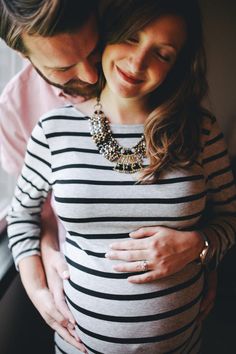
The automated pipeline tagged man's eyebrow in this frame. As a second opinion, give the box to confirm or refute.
[44,43,100,71]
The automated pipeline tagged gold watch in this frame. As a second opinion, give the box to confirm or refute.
[198,232,213,266]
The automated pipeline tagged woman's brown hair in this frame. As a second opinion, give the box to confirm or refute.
[99,0,209,182]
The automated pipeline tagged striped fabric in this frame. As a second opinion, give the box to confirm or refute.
[8,105,236,354]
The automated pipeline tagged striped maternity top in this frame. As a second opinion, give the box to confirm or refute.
[8,105,236,354]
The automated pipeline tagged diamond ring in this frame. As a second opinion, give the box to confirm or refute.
[141,260,148,272]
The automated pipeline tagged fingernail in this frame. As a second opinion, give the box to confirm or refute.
[62,270,70,279]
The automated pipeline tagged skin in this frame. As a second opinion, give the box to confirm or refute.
[16,12,216,352]
[102,15,186,101]
[22,15,100,94]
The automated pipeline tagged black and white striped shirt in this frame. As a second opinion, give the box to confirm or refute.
[8,106,236,354]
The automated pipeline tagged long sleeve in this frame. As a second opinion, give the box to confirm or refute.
[0,63,63,175]
[200,116,236,266]
[7,120,52,268]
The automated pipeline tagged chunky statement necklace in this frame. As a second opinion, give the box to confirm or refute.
[89,98,146,174]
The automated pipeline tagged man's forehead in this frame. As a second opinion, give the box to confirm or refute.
[22,14,99,61]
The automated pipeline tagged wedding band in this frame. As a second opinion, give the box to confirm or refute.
[141,260,148,272]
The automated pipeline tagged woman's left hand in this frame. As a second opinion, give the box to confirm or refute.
[105,226,204,283]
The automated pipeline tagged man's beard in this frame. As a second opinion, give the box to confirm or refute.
[32,64,98,98]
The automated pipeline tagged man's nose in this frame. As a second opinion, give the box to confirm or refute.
[76,60,98,84]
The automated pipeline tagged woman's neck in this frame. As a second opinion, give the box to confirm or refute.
[99,86,150,125]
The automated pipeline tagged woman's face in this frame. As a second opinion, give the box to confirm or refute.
[102,14,187,100]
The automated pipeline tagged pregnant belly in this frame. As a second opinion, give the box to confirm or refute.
[64,261,204,354]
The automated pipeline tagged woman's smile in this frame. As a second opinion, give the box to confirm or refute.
[115,65,144,85]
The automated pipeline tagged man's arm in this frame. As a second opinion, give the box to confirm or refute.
[40,197,74,325]
[6,117,82,349]
[0,64,76,330]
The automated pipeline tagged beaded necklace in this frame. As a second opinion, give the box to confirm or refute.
[89,98,146,173]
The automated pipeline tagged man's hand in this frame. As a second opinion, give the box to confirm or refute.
[30,287,86,352]
[19,256,87,353]
[40,197,74,325]
[105,225,204,283]
[41,242,74,325]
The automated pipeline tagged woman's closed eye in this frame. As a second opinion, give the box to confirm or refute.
[153,50,173,63]
[125,36,139,44]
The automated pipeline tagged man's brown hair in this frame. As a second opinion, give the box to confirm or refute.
[0,0,97,54]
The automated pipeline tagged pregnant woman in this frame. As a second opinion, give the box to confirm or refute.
[8,0,236,353]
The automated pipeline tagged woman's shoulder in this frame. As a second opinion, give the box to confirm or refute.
[39,104,86,122]
[36,104,90,136]
[199,108,223,145]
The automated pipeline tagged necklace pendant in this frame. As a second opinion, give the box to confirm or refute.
[114,153,143,174]
[90,98,146,174]
[114,161,143,174]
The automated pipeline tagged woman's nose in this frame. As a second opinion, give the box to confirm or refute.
[129,49,147,73]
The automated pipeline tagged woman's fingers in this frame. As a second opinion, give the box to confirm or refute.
[128,270,164,284]
[108,227,203,282]
[105,249,148,262]
[130,226,161,238]
[109,228,160,250]
[113,259,152,273]
[109,238,148,250]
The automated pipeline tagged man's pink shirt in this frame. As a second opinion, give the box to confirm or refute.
[0,62,82,175]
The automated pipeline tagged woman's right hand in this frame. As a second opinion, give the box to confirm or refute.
[106,226,204,283]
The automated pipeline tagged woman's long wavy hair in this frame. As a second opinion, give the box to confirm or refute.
[97,0,209,183]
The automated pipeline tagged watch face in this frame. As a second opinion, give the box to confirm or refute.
[200,243,214,265]
[200,247,208,264]
[200,242,211,265]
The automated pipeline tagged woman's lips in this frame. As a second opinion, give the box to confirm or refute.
[116,65,144,84]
